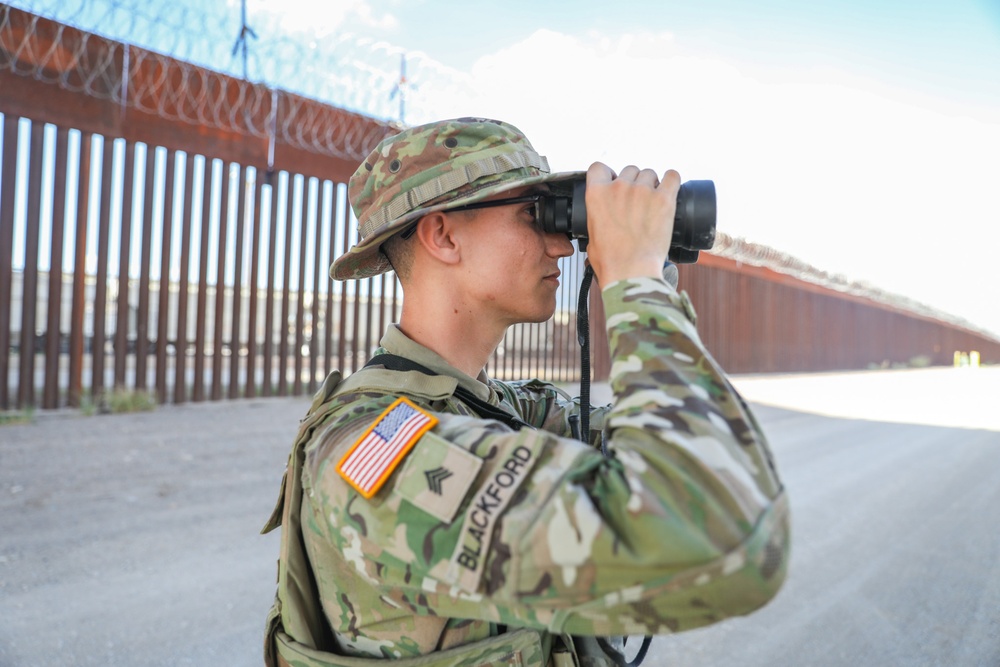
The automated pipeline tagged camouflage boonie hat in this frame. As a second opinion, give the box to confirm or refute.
[330,117,583,281]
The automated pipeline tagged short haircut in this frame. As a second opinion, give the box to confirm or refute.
[381,231,414,281]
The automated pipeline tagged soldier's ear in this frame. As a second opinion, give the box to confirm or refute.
[413,212,461,266]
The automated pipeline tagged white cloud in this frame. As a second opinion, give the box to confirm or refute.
[456,29,1000,335]
[244,0,398,38]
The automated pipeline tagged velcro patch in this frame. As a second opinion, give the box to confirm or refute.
[395,431,483,524]
[337,397,438,499]
[443,434,542,592]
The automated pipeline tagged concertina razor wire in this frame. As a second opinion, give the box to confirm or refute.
[0,0,480,162]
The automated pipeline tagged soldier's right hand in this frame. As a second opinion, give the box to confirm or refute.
[583,162,680,286]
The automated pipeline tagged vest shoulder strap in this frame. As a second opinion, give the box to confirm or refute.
[365,354,529,432]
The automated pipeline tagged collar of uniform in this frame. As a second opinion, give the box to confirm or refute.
[379,325,497,404]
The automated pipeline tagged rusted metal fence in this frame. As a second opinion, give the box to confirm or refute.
[680,253,1000,374]
[0,7,587,410]
[3,6,1000,412]
[0,113,588,410]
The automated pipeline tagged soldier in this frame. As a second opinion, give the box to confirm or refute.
[263,117,789,667]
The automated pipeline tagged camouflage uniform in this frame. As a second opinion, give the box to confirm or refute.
[263,118,789,667]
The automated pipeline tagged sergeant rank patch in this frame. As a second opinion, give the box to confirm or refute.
[395,431,482,523]
[337,397,438,499]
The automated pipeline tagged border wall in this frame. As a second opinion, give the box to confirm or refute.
[0,6,586,410]
[2,6,998,411]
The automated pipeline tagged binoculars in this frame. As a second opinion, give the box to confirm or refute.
[539,177,717,263]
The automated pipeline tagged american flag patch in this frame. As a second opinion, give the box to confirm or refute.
[337,397,438,499]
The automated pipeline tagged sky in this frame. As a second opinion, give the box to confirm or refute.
[234,0,1000,337]
[5,0,997,338]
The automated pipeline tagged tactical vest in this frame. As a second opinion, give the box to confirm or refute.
[262,367,621,667]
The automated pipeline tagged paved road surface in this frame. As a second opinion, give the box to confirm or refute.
[1,367,998,666]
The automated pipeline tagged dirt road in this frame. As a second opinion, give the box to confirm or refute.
[2,368,998,666]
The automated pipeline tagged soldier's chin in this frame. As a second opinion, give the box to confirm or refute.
[524,305,557,324]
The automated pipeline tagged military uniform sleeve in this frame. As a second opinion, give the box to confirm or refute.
[302,275,789,640]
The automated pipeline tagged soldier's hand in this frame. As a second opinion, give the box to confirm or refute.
[584,162,680,286]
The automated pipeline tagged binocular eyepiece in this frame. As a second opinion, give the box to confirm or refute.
[538,177,717,264]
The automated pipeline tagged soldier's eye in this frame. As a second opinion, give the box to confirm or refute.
[524,202,539,223]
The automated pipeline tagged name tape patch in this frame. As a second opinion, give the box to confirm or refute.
[337,397,438,499]
[446,441,538,591]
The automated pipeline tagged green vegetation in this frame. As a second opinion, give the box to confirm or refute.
[79,394,96,417]
[80,389,158,416]
[868,355,937,370]
[0,407,34,426]
[104,388,157,414]
[1,390,156,421]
